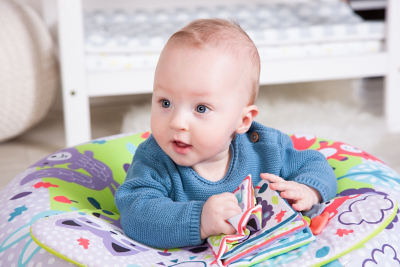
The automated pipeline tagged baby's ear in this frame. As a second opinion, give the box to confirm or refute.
[236,105,259,134]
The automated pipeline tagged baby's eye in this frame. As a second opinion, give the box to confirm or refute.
[161,99,171,108]
[195,105,209,113]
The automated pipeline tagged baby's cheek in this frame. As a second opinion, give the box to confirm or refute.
[197,131,218,145]
[208,137,228,151]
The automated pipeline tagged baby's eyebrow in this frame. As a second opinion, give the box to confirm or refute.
[154,83,212,97]
[188,90,212,97]
[153,84,167,92]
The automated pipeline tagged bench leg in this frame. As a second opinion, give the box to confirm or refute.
[57,0,91,146]
[385,0,400,132]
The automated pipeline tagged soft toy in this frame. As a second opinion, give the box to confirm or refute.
[0,132,399,267]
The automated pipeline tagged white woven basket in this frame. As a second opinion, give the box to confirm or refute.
[0,0,58,143]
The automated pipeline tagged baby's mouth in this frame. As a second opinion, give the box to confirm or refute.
[174,141,191,148]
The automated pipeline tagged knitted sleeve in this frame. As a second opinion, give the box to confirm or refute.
[279,133,337,202]
[114,145,204,249]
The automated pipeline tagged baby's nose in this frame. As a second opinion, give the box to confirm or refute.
[170,112,189,131]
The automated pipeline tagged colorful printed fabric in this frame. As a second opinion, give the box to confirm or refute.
[229,227,315,266]
[251,193,398,267]
[30,211,215,266]
[1,131,400,267]
[222,217,312,266]
[207,175,313,266]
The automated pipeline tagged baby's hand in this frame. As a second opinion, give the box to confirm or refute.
[260,173,322,211]
[200,192,242,239]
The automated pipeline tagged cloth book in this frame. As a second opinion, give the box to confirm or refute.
[207,175,315,266]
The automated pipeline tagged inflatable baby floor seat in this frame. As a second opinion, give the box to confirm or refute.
[0,131,399,267]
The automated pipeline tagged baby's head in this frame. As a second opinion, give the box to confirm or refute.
[167,18,261,105]
[151,19,260,169]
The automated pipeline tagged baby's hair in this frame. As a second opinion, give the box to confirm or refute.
[168,18,260,105]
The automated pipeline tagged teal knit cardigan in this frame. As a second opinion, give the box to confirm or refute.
[115,122,337,248]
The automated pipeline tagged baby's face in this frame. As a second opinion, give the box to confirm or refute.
[151,43,249,168]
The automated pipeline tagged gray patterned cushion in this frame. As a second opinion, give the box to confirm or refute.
[83,1,384,53]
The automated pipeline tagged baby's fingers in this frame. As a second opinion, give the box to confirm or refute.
[224,204,243,216]
[268,181,296,192]
[292,200,312,212]
[221,222,237,235]
[224,208,243,220]
[280,189,303,201]
[260,173,285,183]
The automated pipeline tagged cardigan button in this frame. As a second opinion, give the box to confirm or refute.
[251,132,259,143]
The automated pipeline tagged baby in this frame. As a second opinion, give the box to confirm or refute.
[115,19,337,249]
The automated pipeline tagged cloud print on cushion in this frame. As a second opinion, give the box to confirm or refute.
[362,244,400,266]
[339,194,394,225]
